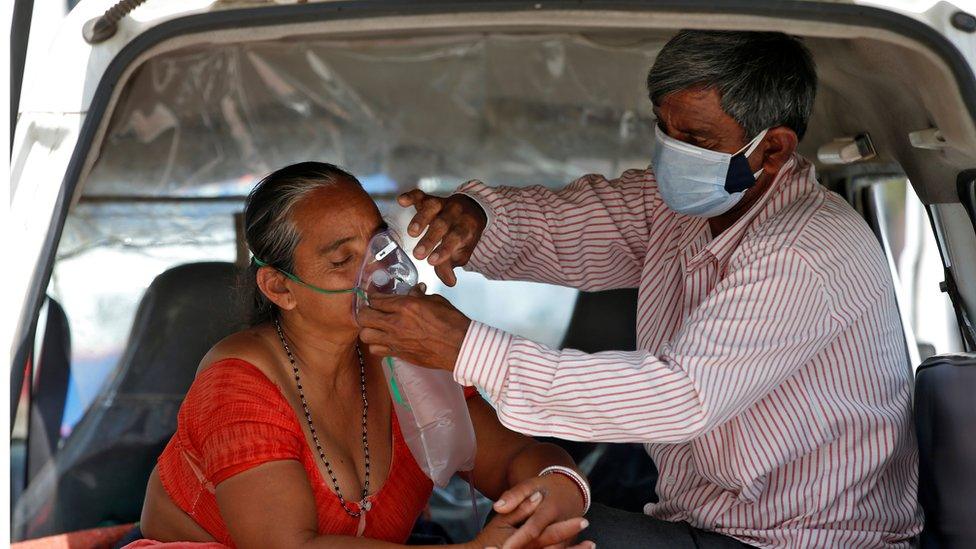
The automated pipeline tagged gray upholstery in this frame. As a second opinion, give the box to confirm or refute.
[560,289,638,354]
[12,262,248,540]
[915,352,976,549]
[27,297,72,484]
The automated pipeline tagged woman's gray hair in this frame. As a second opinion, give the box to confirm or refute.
[647,30,817,140]
[243,161,360,325]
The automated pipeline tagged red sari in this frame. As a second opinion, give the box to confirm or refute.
[152,358,461,547]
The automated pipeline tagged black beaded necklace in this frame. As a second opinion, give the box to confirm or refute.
[273,318,371,519]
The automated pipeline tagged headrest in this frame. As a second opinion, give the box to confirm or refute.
[109,262,249,397]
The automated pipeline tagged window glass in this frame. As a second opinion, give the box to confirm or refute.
[49,201,239,437]
[49,199,577,437]
[43,32,657,432]
[869,178,962,358]
[18,31,667,536]
[433,272,578,349]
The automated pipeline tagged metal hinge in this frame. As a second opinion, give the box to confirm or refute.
[83,0,149,44]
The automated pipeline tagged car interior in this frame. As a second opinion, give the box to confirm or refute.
[10,5,976,546]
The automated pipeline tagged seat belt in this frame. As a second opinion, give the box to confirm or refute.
[940,269,976,351]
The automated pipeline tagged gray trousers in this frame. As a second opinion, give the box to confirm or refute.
[579,504,755,548]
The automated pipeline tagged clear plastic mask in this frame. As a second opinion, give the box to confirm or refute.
[354,230,419,315]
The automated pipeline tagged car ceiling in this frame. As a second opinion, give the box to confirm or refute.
[74,21,976,207]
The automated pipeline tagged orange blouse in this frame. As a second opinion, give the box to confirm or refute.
[157,358,468,546]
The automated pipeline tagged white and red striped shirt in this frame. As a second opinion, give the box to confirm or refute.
[453,155,922,548]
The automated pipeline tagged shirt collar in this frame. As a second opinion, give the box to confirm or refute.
[684,154,816,270]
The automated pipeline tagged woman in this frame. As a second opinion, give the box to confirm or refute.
[134,162,591,549]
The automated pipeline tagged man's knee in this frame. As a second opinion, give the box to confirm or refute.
[579,503,695,548]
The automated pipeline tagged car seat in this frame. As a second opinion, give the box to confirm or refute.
[915,352,976,548]
[12,262,248,540]
[11,297,72,507]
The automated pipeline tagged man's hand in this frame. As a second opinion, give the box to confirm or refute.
[358,286,470,371]
[399,189,488,286]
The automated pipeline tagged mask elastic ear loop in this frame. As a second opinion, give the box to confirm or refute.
[736,128,769,181]
[253,256,367,300]
[736,128,770,157]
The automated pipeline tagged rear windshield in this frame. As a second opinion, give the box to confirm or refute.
[51,32,661,436]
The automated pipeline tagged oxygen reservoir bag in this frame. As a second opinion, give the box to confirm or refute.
[355,231,477,487]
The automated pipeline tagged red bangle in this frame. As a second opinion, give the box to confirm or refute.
[539,466,591,514]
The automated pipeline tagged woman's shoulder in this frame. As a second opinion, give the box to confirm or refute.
[182,326,293,416]
[175,330,307,484]
[196,325,283,381]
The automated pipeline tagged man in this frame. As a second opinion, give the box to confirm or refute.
[359,31,921,547]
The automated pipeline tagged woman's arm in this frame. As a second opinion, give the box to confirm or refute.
[216,461,416,549]
[464,396,590,548]
[215,460,566,549]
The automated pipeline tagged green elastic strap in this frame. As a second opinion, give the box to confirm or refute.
[385,356,410,410]
[254,256,366,300]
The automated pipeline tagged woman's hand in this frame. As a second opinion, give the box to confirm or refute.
[467,489,592,549]
[489,474,589,549]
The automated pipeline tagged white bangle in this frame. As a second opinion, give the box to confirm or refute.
[538,465,591,514]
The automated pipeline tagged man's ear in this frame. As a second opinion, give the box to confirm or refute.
[256,267,297,311]
[758,126,799,177]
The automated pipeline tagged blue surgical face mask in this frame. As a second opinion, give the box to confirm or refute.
[652,124,769,218]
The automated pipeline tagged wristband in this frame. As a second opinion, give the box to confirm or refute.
[538,465,591,514]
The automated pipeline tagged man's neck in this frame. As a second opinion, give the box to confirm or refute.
[707,171,776,237]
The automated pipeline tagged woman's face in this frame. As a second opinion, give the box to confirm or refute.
[283,180,385,335]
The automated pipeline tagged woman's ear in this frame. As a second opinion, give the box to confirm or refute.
[758,126,799,177]
[257,267,297,311]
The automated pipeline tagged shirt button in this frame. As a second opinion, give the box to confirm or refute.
[665,475,676,486]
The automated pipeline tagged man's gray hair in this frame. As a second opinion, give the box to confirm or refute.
[647,30,817,140]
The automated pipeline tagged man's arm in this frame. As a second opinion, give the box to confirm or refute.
[454,248,843,442]
[401,169,665,290]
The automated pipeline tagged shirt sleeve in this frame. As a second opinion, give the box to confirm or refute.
[187,362,305,485]
[456,169,667,291]
[454,248,841,443]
